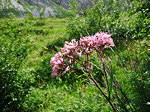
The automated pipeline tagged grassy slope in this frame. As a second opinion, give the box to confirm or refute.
[1,17,110,112]
[1,15,149,111]
[2,17,67,71]
[24,17,67,67]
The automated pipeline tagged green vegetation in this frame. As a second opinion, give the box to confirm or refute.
[0,16,67,111]
[67,0,149,111]
[0,0,149,112]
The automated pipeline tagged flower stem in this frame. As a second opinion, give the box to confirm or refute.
[88,72,119,112]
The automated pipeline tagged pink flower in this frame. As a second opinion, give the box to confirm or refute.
[62,66,70,74]
[50,52,63,66]
[51,70,58,77]
[79,36,95,48]
[50,52,69,77]
[79,36,95,54]
[61,39,78,51]
[75,51,82,57]
[50,32,115,77]
[61,39,81,58]
[79,32,114,52]
[94,32,115,48]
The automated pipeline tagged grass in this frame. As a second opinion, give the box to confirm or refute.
[22,82,112,112]
[17,17,111,111]
[12,17,68,67]
[1,12,149,111]
[0,17,110,111]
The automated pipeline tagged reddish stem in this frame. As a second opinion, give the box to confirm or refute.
[88,72,119,112]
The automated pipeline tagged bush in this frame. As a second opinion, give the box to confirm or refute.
[119,39,149,111]
[0,19,33,111]
[66,0,149,111]
[105,39,150,111]
[67,0,149,45]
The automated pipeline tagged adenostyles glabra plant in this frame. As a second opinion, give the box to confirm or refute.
[50,32,135,112]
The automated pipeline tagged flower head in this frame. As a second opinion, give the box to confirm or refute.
[79,32,114,53]
[94,32,115,48]
[61,39,81,58]
[50,32,115,77]
[50,52,68,77]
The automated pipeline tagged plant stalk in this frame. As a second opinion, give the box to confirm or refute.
[88,72,119,112]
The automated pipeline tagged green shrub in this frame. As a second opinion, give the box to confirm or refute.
[0,19,34,111]
[66,0,149,111]
[67,0,149,45]
[108,39,150,111]
[121,39,149,111]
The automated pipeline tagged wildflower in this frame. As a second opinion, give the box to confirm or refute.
[61,39,78,52]
[62,66,70,74]
[61,39,81,58]
[50,32,115,77]
[79,36,95,54]
[50,52,67,77]
[94,32,115,48]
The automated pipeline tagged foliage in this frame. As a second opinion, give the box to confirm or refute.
[111,39,150,111]
[0,0,149,111]
[21,83,112,112]
[0,17,69,111]
[67,0,149,45]
[0,16,60,111]
[0,19,33,111]
[66,0,149,111]
[0,8,25,18]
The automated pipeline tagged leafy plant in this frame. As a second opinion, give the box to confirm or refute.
[0,19,33,111]
[50,32,136,111]
[67,0,149,46]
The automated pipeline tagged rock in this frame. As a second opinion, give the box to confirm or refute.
[0,0,96,17]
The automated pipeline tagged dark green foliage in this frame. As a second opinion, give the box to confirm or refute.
[0,8,25,18]
[0,17,50,111]
[67,0,149,111]
[119,40,150,111]
[0,19,33,111]
[33,21,45,26]
[46,37,66,52]
[27,28,49,35]
[33,55,53,83]
[67,0,149,45]
[103,39,150,111]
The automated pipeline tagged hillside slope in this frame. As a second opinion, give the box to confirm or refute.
[0,0,96,17]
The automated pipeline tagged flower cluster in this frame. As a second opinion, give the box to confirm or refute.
[50,32,115,77]
[79,32,114,53]
[50,52,70,77]
[61,39,82,58]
